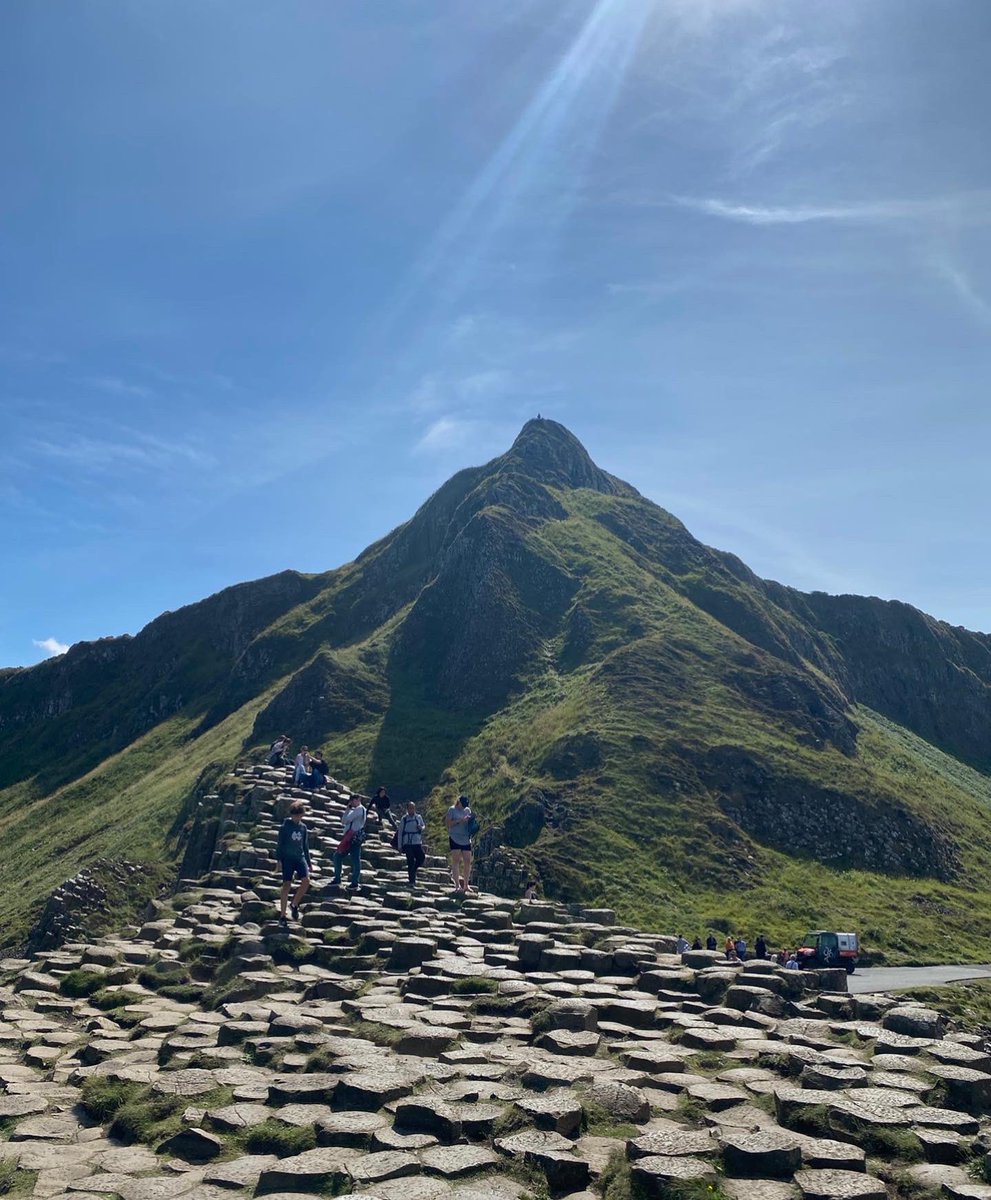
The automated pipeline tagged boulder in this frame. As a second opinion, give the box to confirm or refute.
[584,1082,650,1124]
[157,1127,223,1162]
[882,1005,945,1040]
[720,1129,802,1178]
[794,1169,887,1200]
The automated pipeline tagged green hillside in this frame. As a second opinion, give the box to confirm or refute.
[3,418,991,960]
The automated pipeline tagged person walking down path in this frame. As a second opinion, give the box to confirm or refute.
[372,786,396,831]
[294,746,311,786]
[333,794,367,890]
[277,800,312,923]
[446,795,476,894]
[398,802,426,887]
[268,734,291,767]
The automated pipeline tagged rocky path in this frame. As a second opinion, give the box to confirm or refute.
[3,764,991,1200]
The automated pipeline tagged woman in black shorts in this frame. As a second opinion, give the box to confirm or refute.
[445,795,474,893]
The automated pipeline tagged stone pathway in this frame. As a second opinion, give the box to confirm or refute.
[2,763,991,1200]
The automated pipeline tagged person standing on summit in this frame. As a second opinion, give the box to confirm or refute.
[277,800,312,923]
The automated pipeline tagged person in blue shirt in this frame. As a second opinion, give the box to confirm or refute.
[277,800,312,924]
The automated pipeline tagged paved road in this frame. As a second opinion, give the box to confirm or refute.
[847,964,991,994]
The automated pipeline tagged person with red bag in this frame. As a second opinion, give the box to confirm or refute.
[333,793,367,890]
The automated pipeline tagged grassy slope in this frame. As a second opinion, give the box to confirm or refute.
[0,687,283,948]
[404,497,991,962]
[4,476,991,963]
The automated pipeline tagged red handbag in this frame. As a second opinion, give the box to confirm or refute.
[336,829,354,855]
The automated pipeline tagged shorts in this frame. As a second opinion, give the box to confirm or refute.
[449,838,472,853]
[280,858,309,882]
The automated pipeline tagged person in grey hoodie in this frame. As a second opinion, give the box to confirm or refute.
[398,801,426,887]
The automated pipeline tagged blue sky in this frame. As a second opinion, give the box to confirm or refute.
[2,0,990,666]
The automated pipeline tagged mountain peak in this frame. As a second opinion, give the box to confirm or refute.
[504,418,636,497]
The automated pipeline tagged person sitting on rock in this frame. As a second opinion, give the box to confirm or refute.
[372,785,396,830]
[277,800,312,924]
[446,795,475,894]
[307,750,329,791]
[398,801,426,888]
[333,793,367,891]
[293,746,310,786]
[524,880,538,900]
[268,734,291,767]
[706,933,717,951]
[726,946,740,962]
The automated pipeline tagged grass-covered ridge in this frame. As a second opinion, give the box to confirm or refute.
[2,418,991,959]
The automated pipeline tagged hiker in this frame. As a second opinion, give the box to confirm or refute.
[372,786,396,830]
[755,934,767,959]
[724,935,735,959]
[293,746,310,786]
[691,936,702,951]
[398,801,426,887]
[333,793,367,890]
[675,934,689,954]
[277,800,312,923]
[306,750,329,791]
[268,734,291,767]
[446,794,475,894]
[706,933,717,951]
[735,936,747,961]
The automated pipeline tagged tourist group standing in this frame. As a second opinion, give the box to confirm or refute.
[271,736,478,921]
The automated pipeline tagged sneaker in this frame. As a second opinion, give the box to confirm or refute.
[348,882,360,891]
[291,905,300,921]
[278,915,288,925]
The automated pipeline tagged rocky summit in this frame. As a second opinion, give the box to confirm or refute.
[3,419,991,959]
[4,763,991,1200]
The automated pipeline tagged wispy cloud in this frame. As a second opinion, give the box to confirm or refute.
[932,255,991,331]
[84,375,153,399]
[33,636,69,658]
[669,193,991,227]
[413,416,475,456]
[408,368,515,414]
[25,429,214,472]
